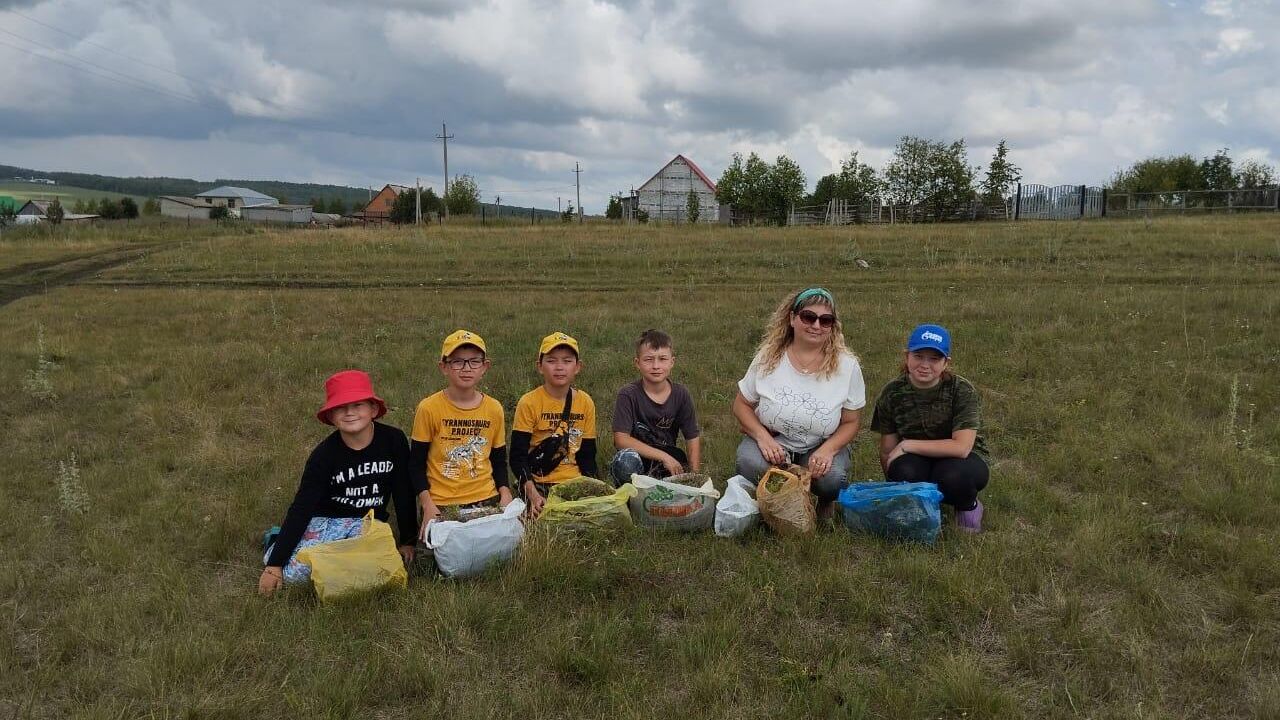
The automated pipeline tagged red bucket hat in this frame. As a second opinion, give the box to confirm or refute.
[316,370,387,425]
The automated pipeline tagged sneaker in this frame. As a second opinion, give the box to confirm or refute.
[955,500,983,533]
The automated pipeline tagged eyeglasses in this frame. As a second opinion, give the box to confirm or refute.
[444,357,485,370]
[796,309,836,328]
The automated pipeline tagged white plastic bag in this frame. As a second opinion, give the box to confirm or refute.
[714,475,761,538]
[423,499,526,578]
[628,473,720,532]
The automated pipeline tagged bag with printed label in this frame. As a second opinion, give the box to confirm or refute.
[714,475,761,538]
[539,478,637,532]
[838,481,943,543]
[424,499,526,578]
[627,473,720,532]
[295,510,408,602]
[756,464,816,536]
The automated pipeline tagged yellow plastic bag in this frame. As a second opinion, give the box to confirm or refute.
[539,481,637,532]
[295,510,408,602]
[757,464,816,536]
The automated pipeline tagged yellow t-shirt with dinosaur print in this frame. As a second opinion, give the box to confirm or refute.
[513,385,596,484]
[411,391,506,506]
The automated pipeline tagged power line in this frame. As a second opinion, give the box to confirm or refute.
[0,37,207,106]
[0,26,203,104]
[3,8,301,116]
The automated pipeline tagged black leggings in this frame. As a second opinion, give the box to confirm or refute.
[886,453,989,510]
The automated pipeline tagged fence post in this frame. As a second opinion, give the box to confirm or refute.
[1101,188,1107,218]
[1274,188,1279,212]
[1078,185,1087,218]
[1013,183,1022,221]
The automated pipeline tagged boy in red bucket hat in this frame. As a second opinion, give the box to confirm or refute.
[258,370,419,596]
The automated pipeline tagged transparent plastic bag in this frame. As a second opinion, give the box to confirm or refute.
[838,481,943,543]
[295,510,408,602]
[628,473,719,531]
[714,475,760,538]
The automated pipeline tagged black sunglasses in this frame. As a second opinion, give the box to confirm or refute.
[796,309,836,328]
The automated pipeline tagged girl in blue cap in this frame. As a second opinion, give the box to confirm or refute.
[869,324,989,532]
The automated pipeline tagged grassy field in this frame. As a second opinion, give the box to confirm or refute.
[0,181,148,206]
[1,216,1278,718]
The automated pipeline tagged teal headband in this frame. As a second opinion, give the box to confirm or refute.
[793,287,834,310]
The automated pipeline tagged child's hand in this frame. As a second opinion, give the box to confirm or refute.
[524,482,545,519]
[885,442,908,468]
[660,453,685,477]
[398,544,415,566]
[497,486,514,508]
[258,566,283,596]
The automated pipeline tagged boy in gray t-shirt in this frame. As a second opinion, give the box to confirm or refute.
[608,329,702,485]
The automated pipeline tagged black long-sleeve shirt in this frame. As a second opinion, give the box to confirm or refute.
[267,422,416,567]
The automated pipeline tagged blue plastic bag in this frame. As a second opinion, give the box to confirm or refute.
[838,482,943,543]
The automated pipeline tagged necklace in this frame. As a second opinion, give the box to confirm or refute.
[789,349,821,375]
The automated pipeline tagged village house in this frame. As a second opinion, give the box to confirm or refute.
[621,155,725,224]
[359,184,412,223]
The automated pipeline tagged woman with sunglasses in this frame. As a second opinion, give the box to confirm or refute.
[732,287,866,518]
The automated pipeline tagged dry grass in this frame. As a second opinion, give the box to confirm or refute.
[0,215,1277,718]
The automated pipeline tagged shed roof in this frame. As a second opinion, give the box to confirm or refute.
[160,196,204,207]
[195,186,277,204]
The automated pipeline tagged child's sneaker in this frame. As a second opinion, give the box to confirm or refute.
[955,500,983,533]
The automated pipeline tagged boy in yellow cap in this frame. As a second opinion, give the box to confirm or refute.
[510,332,599,519]
[410,330,513,523]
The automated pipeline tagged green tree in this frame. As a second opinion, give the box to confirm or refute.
[835,151,883,206]
[1110,155,1205,193]
[72,198,87,214]
[445,174,480,215]
[46,197,64,225]
[327,197,348,215]
[685,189,701,224]
[715,153,746,208]
[606,195,622,220]
[209,205,229,221]
[1235,159,1276,189]
[980,140,1021,203]
[635,208,649,224]
[810,174,839,205]
[98,197,123,220]
[561,203,575,223]
[142,198,161,216]
[768,154,807,225]
[389,189,417,224]
[308,196,322,209]
[120,197,139,219]
[1199,148,1236,191]
[884,136,976,221]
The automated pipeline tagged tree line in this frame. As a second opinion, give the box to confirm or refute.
[712,137,1022,224]
[1109,149,1276,194]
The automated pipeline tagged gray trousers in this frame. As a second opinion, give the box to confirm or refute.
[734,437,850,502]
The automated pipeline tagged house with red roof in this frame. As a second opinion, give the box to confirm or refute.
[625,155,724,223]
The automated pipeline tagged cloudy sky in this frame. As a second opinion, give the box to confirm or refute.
[2,0,1277,211]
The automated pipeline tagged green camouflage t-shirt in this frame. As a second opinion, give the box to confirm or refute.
[869,374,988,459]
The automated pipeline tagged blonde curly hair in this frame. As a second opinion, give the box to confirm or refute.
[752,288,854,378]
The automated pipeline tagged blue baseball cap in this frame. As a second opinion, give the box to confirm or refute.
[907,324,950,356]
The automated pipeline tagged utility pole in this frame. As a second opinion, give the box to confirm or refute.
[557,197,561,215]
[573,162,583,224]
[436,123,454,221]
[416,177,421,225]
[495,195,500,220]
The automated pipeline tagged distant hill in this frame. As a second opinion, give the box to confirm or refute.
[0,164,555,216]
[0,163,373,209]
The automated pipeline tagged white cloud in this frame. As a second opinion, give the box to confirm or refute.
[1,0,1278,210]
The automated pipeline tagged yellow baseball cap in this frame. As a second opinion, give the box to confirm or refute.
[538,331,580,359]
[441,329,487,360]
